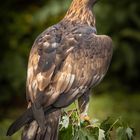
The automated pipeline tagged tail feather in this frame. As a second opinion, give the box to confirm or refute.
[6,106,59,137]
[7,108,33,136]
[22,110,61,140]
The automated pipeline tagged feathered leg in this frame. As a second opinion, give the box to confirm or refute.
[78,91,90,121]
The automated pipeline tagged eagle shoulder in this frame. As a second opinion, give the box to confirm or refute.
[26,25,63,102]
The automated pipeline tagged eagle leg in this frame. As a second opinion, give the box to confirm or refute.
[78,91,90,121]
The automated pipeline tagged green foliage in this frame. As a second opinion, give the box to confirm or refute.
[59,110,135,140]
[116,127,134,140]
[0,94,139,140]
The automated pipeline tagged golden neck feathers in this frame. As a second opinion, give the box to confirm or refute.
[64,0,97,27]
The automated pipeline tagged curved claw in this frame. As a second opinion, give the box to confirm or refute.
[80,113,90,122]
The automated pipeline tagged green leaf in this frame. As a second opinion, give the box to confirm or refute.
[98,129,105,140]
[60,115,69,129]
[72,125,81,140]
[90,127,99,140]
[126,127,133,140]
[100,117,112,132]
[59,125,73,140]
[78,129,87,140]
[58,110,136,140]
[116,127,127,140]
[79,128,97,140]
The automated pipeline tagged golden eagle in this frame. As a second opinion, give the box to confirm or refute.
[7,0,113,139]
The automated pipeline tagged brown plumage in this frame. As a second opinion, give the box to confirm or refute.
[7,0,113,139]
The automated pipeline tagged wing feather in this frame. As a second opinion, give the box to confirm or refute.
[53,34,113,107]
[26,25,113,109]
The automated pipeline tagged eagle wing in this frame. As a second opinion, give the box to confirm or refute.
[26,26,113,109]
[53,33,113,108]
[26,26,63,104]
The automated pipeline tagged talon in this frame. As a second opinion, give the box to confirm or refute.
[80,113,90,122]
[84,115,90,121]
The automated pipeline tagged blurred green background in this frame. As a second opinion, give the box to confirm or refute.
[0,0,140,139]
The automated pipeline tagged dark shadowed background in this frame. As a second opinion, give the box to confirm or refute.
[0,0,140,139]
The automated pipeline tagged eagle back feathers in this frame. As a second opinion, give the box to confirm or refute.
[26,22,113,108]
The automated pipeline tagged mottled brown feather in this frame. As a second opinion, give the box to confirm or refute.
[26,24,113,108]
[7,0,113,139]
